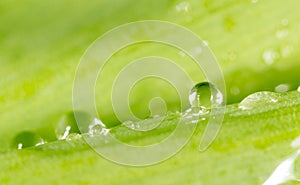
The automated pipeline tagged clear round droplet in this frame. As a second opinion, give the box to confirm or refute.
[238,91,280,110]
[189,82,223,109]
[11,131,44,150]
[56,111,92,140]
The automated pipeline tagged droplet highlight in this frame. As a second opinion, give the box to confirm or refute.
[238,91,280,110]
[11,131,44,149]
[262,49,279,65]
[175,1,190,12]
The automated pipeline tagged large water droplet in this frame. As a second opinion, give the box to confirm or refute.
[56,111,92,140]
[11,131,44,149]
[275,84,290,93]
[189,82,223,109]
[238,91,280,110]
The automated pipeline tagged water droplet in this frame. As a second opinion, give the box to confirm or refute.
[11,131,44,149]
[262,49,279,65]
[238,91,280,110]
[189,82,223,109]
[123,115,164,132]
[263,149,300,185]
[56,111,92,140]
[275,84,290,93]
[175,1,190,12]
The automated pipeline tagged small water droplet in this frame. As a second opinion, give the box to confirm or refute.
[175,1,190,12]
[189,82,223,109]
[263,149,300,185]
[275,84,290,93]
[238,91,280,110]
[56,111,92,140]
[11,131,44,149]
[262,49,279,65]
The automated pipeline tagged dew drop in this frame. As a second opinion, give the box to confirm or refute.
[275,84,290,93]
[56,111,92,140]
[238,91,280,110]
[11,131,44,149]
[175,1,190,12]
[189,82,223,109]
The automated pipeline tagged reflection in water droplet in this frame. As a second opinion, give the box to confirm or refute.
[175,1,190,12]
[189,82,223,109]
[262,49,279,65]
[11,131,44,149]
[238,91,280,110]
[263,149,300,185]
[275,84,290,93]
[56,111,92,140]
